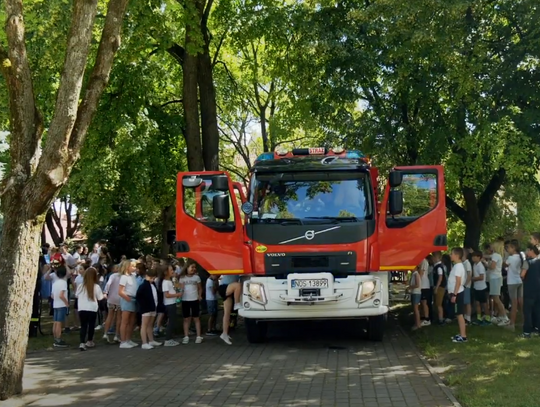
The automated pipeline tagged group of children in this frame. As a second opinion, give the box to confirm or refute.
[408,232,540,342]
[45,249,244,350]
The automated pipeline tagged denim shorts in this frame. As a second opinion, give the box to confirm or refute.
[463,287,471,305]
[206,300,218,315]
[53,307,68,322]
[120,297,136,313]
[489,278,502,296]
[411,293,421,306]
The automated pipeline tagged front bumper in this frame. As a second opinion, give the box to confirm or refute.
[238,272,389,321]
[239,305,388,320]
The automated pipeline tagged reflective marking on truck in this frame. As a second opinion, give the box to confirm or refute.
[379,266,415,271]
[208,269,244,274]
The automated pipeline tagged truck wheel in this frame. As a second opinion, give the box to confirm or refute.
[245,318,267,343]
[367,315,385,342]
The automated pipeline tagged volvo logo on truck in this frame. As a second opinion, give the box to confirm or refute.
[266,253,286,257]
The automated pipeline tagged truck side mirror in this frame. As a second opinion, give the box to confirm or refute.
[389,171,403,188]
[389,190,403,215]
[213,194,230,219]
[213,175,229,192]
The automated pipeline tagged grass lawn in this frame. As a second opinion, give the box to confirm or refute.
[394,304,540,407]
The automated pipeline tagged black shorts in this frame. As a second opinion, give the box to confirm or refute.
[474,288,487,304]
[451,291,465,315]
[74,298,78,310]
[98,298,108,312]
[421,288,432,301]
[181,300,200,318]
[218,284,229,300]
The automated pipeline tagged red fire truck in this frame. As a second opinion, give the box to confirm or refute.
[176,147,447,342]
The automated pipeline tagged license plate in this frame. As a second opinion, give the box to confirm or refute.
[291,279,328,289]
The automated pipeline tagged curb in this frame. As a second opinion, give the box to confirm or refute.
[397,325,463,407]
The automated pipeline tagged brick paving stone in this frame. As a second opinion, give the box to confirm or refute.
[0,319,458,407]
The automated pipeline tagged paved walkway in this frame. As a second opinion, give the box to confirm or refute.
[1,319,456,407]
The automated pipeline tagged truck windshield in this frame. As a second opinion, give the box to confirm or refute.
[250,171,372,222]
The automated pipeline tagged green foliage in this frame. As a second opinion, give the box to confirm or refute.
[86,203,154,261]
[65,0,187,232]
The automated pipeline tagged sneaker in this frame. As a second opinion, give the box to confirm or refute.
[85,341,95,348]
[438,320,446,326]
[504,324,515,332]
[491,317,500,324]
[195,336,203,344]
[119,342,133,349]
[421,320,431,327]
[452,335,468,343]
[450,334,461,341]
[95,325,102,331]
[102,334,109,341]
[220,333,232,345]
[141,343,154,350]
[149,341,163,347]
[164,340,180,347]
[520,333,532,339]
[497,318,511,327]
[53,340,68,348]
[113,336,121,343]
[182,336,189,345]
[128,340,139,347]
[234,303,242,311]
[472,319,482,326]
[444,318,452,324]
[79,343,86,351]
[480,320,492,326]
[206,331,218,336]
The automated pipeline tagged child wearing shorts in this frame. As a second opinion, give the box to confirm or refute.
[409,269,422,330]
[51,266,70,347]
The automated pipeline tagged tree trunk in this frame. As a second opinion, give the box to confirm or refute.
[160,205,174,259]
[0,204,43,399]
[182,14,204,171]
[198,40,219,171]
[463,216,482,250]
[0,0,130,398]
[45,207,62,246]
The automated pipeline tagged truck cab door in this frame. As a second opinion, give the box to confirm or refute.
[176,171,244,275]
[378,165,447,271]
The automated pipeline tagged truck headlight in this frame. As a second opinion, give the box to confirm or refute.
[357,280,377,303]
[247,282,267,305]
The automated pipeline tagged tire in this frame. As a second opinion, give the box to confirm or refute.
[367,314,385,342]
[245,318,268,343]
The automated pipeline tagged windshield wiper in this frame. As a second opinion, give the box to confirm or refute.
[257,218,304,225]
[304,216,359,223]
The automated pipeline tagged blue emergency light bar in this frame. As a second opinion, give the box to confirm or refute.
[255,148,365,163]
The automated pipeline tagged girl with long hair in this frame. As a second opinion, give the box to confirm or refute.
[76,267,104,351]
[118,259,139,348]
[179,260,203,344]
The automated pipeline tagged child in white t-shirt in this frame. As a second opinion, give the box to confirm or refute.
[408,269,422,331]
[504,241,524,330]
[205,275,219,335]
[471,251,489,324]
[51,267,70,347]
[179,261,203,344]
[449,248,467,343]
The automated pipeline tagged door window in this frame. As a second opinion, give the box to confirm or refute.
[387,172,437,228]
[183,175,236,231]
